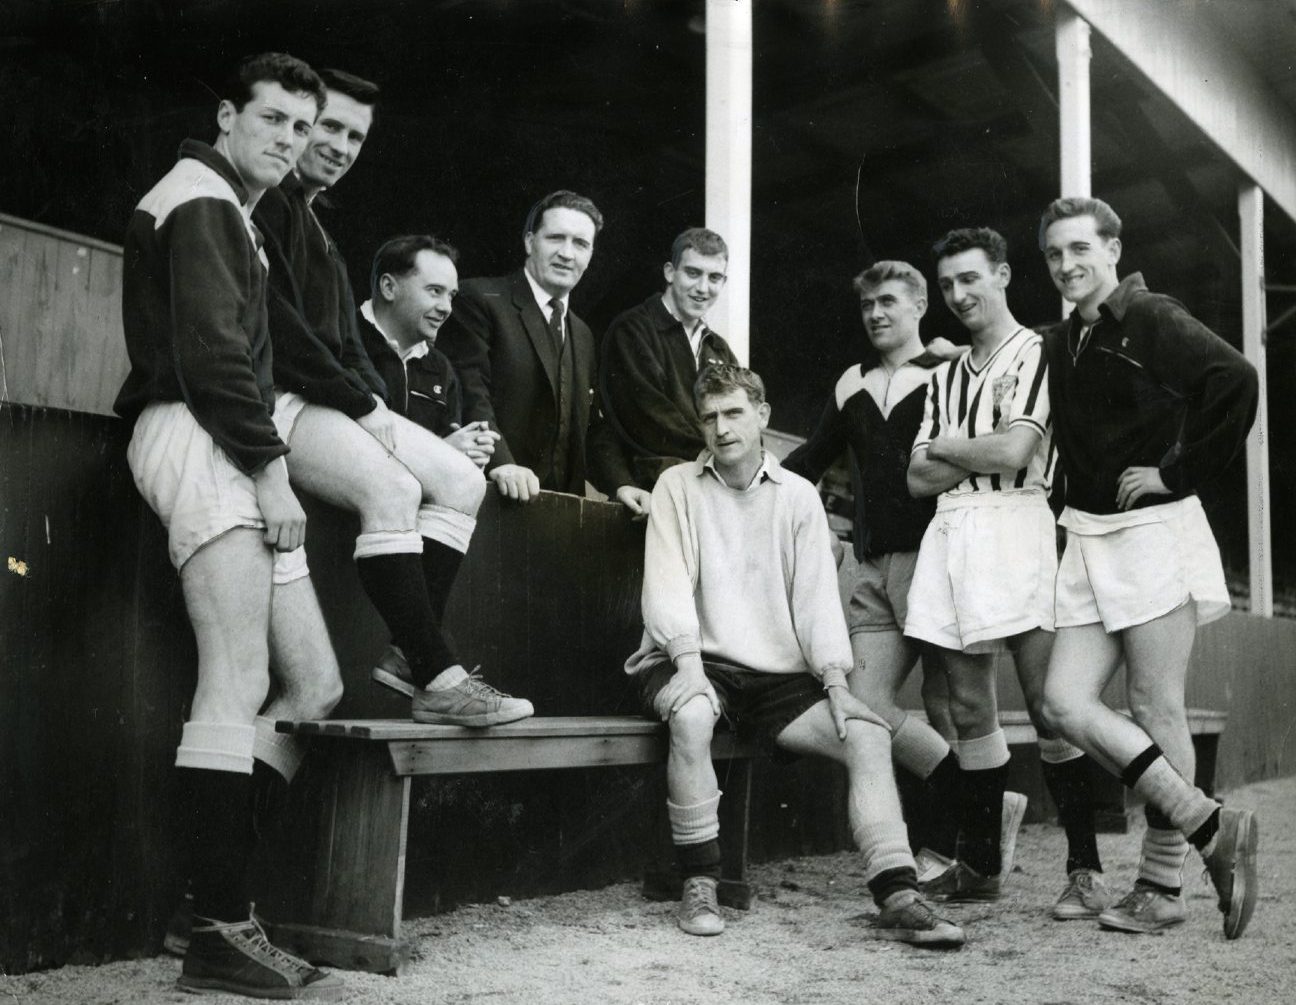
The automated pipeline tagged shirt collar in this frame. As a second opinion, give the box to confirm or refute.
[698,449,782,491]
[660,293,707,341]
[1096,272,1148,323]
[360,299,430,362]
[523,268,569,317]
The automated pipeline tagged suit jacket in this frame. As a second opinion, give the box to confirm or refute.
[438,269,596,494]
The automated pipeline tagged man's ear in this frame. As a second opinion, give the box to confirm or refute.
[378,273,397,303]
[216,99,236,136]
[997,261,1012,288]
[662,261,675,285]
[1107,237,1123,266]
[757,401,771,429]
[914,297,928,319]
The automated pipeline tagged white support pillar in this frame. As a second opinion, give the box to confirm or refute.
[1239,183,1272,617]
[1055,9,1091,318]
[705,0,752,364]
[1056,9,1092,200]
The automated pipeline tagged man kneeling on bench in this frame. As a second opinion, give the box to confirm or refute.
[625,364,964,947]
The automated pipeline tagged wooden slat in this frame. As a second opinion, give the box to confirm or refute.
[281,716,668,741]
[389,733,670,775]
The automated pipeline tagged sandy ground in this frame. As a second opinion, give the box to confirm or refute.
[5,775,1294,1005]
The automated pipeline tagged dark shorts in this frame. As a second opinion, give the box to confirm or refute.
[637,658,826,750]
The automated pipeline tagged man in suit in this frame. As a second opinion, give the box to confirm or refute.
[438,190,602,503]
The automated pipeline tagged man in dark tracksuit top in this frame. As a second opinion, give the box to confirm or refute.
[589,227,739,517]
[254,69,530,726]
[782,261,962,873]
[1037,196,1260,940]
[113,53,345,998]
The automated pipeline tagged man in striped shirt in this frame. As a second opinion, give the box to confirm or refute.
[905,228,1107,917]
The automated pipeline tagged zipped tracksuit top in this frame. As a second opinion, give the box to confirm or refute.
[1042,272,1258,515]
[114,140,286,476]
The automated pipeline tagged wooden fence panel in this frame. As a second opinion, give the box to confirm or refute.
[0,214,126,417]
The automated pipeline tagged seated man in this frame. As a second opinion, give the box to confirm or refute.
[590,227,739,516]
[357,234,502,690]
[357,234,499,464]
[253,69,528,725]
[625,363,964,947]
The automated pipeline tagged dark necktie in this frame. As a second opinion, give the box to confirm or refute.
[547,297,564,354]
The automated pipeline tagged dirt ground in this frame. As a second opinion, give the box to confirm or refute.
[5,774,1294,1005]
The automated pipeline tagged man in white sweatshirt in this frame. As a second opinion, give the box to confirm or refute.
[625,363,963,948]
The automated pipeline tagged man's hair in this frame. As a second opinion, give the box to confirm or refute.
[222,53,326,115]
[693,363,766,411]
[670,227,728,267]
[370,235,460,300]
[852,260,927,302]
[524,190,604,239]
[932,227,1008,266]
[1038,197,1123,248]
[317,68,380,106]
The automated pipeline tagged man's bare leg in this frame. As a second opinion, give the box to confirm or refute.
[664,694,724,935]
[776,703,964,945]
[939,650,1008,887]
[851,630,959,859]
[176,530,273,928]
[1043,613,1256,938]
[1010,627,1107,915]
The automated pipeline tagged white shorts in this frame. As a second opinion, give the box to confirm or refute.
[126,400,308,582]
[1055,496,1230,631]
[904,490,1057,653]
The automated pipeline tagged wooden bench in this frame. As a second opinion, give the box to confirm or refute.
[266,706,1227,975]
[265,716,758,975]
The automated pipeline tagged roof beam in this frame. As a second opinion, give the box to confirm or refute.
[1063,0,1296,226]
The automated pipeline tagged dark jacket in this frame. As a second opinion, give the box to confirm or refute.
[358,310,463,436]
[115,140,285,475]
[783,354,946,560]
[1042,272,1258,515]
[253,174,386,417]
[590,293,739,494]
[437,270,596,494]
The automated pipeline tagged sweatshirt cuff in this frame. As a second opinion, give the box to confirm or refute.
[820,665,851,691]
[665,634,702,661]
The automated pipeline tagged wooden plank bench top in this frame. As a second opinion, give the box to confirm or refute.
[276,715,757,776]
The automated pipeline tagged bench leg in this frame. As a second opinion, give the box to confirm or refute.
[269,742,413,975]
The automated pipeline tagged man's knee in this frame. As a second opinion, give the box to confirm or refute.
[436,460,487,515]
[668,696,718,756]
[1127,677,1187,734]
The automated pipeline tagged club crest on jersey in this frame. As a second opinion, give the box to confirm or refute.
[991,374,1017,430]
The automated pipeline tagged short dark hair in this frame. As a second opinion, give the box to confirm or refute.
[670,227,728,267]
[1038,197,1123,249]
[852,260,927,302]
[524,190,604,239]
[317,68,380,106]
[693,363,766,411]
[222,53,326,115]
[370,235,460,300]
[932,227,1008,266]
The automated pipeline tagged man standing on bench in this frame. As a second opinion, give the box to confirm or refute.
[1037,197,1259,938]
[114,53,346,998]
[626,363,964,947]
[906,228,1107,917]
[254,70,531,726]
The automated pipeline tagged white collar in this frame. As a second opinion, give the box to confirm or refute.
[661,293,707,344]
[360,299,430,363]
[702,450,776,492]
[523,268,570,317]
